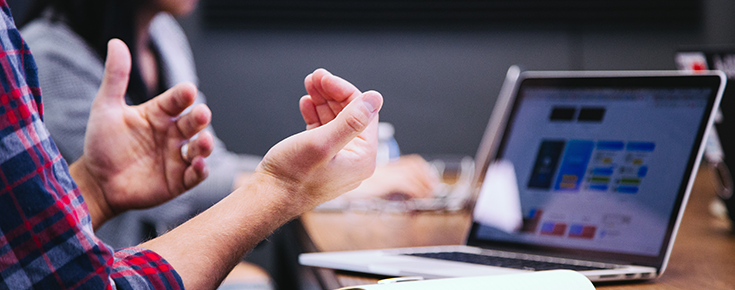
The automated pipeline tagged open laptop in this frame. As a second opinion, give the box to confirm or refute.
[299,68,726,282]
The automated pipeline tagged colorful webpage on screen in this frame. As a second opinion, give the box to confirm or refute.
[476,87,711,257]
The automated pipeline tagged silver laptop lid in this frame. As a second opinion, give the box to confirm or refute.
[467,69,725,271]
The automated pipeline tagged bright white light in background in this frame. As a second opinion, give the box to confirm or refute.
[473,160,523,233]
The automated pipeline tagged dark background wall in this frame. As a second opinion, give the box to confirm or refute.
[7,0,735,158]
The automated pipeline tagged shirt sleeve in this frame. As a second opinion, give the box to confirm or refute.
[111,248,184,290]
[0,3,184,289]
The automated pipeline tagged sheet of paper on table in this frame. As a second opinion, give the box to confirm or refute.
[337,270,595,290]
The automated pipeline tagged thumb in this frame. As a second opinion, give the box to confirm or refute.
[318,91,383,155]
[95,39,131,107]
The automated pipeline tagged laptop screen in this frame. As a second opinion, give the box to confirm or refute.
[468,74,723,267]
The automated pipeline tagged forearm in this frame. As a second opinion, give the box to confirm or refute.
[140,172,306,290]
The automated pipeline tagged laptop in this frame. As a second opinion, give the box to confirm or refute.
[299,67,726,282]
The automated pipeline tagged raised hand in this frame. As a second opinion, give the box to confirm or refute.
[140,69,383,289]
[254,69,383,210]
[71,39,214,228]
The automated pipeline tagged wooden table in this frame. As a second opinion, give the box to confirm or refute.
[301,166,735,289]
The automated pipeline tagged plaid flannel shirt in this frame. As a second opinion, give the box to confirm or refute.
[0,1,184,289]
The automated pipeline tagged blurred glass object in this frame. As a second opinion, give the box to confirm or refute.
[377,122,401,165]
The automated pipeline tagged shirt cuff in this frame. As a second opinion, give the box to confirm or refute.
[110,247,184,290]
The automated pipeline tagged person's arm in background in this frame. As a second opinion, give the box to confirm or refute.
[346,154,439,199]
[237,153,439,200]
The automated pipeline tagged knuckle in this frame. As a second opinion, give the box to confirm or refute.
[344,112,368,133]
[186,114,197,131]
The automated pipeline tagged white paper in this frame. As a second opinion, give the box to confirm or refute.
[338,270,596,290]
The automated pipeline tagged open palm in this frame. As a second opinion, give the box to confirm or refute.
[78,39,214,218]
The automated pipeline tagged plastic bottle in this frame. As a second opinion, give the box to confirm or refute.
[377,122,400,165]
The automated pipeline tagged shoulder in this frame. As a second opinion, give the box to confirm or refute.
[150,12,193,62]
[22,18,104,78]
[150,13,188,44]
[150,12,198,85]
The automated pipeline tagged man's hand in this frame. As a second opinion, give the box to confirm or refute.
[254,68,383,211]
[142,68,383,289]
[69,39,214,229]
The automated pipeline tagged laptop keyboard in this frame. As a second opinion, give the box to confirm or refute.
[404,251,616,271]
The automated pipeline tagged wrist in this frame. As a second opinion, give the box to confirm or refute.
[238,171,313,220]
[69,155,114,230]
[232,172,254,190]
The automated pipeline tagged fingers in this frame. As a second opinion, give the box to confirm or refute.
[299,95,321,130]
[305,69,361,103]
[186,131,214,161]
[316,90,383,157]
[95,39,131,108]
[183,155,209,189]
[377,155,439,199]
[304,69,328,105]
[402,167,438,199]
[181,132,213,189]
[150,82,200,117]
[176,103,211,139]
[144,83,209,140]
[304,70,335,125]
[320,73,361,103]
[304,69,363,125]
[399,155,440,193]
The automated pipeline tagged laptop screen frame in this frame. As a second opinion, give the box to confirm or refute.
[466,71,725,269]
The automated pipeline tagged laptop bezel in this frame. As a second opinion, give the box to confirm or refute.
[465,70,725,271]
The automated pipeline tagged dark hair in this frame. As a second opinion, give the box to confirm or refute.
[22,0,154,105]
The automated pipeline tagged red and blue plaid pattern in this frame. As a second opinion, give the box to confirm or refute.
[0,1,183,289]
